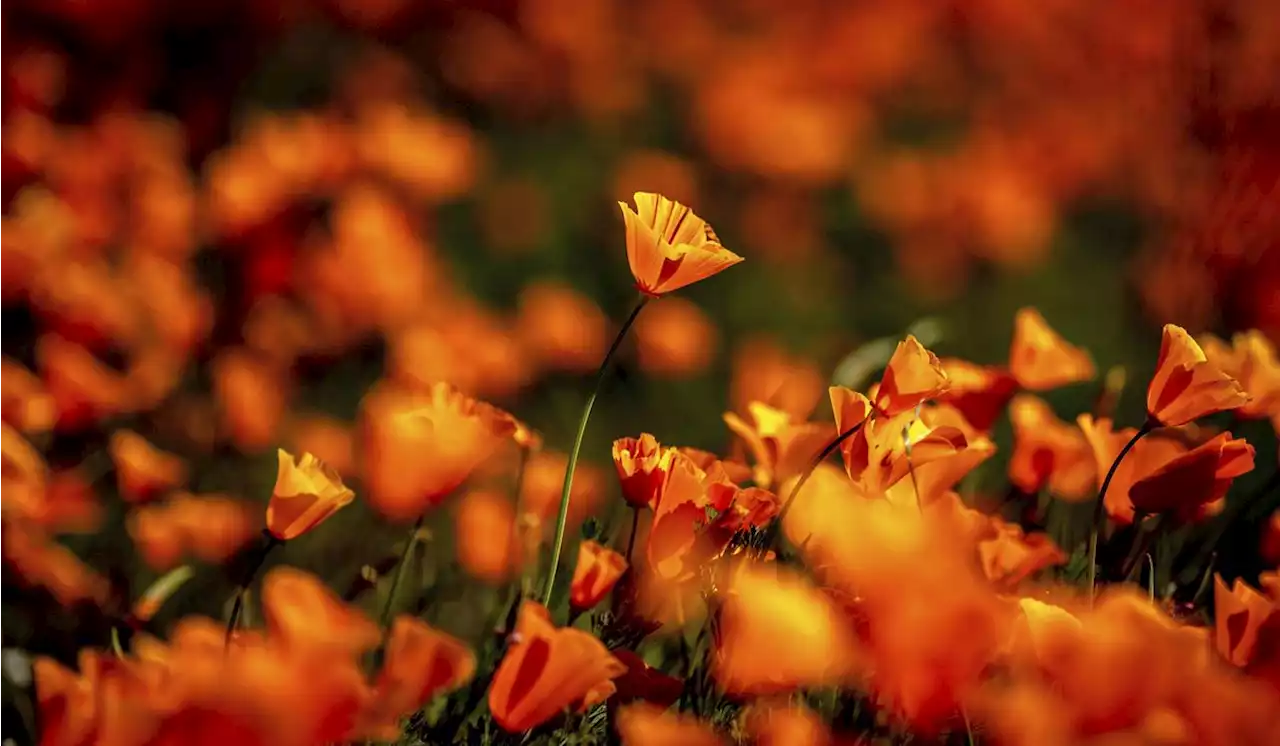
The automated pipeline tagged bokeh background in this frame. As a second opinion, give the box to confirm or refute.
[4,0,1279,700]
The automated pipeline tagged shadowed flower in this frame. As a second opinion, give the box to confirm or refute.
[37,334,131,431]
[618,192,743,296]
[978,523,1068,589]
[714,564,859,694]
[1215,575,1278,668]
[677,447,752,485]
[1,423,47,522]
[1263,511,1280,566]
[830,385,874,436]
[1147,324,1250,426]
[613,434,673,509]
[1008,395,1096,500]
[723,402,834,489]
[647,450,725,580]
[938,358,1019,432]
[616,703,726,746]
[488,601,626,732]
[108,430,187,504]
[2,525,108,606]
[0,358,56,433]
[266,450,355,541]
[633,296,718,377]
[1077,416,1190,526]
[358,615,476,741]
[610,649,683,708]
[570,540,628,612]
[1008,307,1095,391]
[359,381,516,521]
[874,335,950,416]
[455,488,521,584]
[1199,330,1280,420]
[1129,433,1255,523]
[129,492,258,570]
[261,566,381,658]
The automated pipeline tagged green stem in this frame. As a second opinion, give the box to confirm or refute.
[1086,422,1152,605]
[624,506,640,563]
[379,515,426,631]
[542,297,649,608]
[224,531,281,649]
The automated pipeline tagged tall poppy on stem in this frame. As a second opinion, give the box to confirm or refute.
[773,387,872,532]
[1082,418,1154,605]
[542,192,741,609]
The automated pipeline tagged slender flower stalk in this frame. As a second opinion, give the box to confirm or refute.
[224,529,282,648]
[1086,421,1153,605]
[542,297,649,607]
[624,506,640,563]
[379,516,426,631]
[775,416,871,527]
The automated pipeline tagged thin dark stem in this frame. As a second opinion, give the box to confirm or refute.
[624,506,640,563]
[542,297,649,608]
[1086,422,1153,605]
[775,416,870,527]
[224,531,281,649]
[1119,513,1159,582]
[379,515,426,631]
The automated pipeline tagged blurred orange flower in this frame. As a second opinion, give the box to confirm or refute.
[570,540,628,612]
[488,601,626,732]
[359,615,475,740]
[724,402,834,489]
[714,564,859,694]
[611,649,683,708]
[1008,395,1096,500]
[1214,575,1278,668]
[266,449,355,541]
[730,336,825,422]
[677,446,752,485]
[0,358,56,433]
[1199,330,1280,420]
[455,489,521,584]
[978,522,1068,589]
[1008,307,1095,391]
[938,358,1019,432]
[613,434,673,509]
[129,492,258,571]
[516,280,609,373]
[360,381,516,522]
[1,422,47,522]
[874,335,950,416]
[288,414,355,477]
[616,703,726,746]
[633,296,718,377]
[1147,324,1250,426]
[1262,511,1280,566]
[211,348,286,452]
[37,334,131,431]
[2,524,108,606]
[108,429,187,503]
[744,702,833,746]
[618,192,743,297]
[1077,416,1190,526]
[261,566,381,658]
[1129,433,1254,522]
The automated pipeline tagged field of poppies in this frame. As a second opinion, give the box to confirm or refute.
[4,1,1280,745]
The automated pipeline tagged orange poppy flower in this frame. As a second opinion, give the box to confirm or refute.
[938,358,1018,432]
[1,422,47,522]
[108,429,187,504]
[839,410,973,498]
[266,449,355,540]
[28,467,102,534]
[618,192,743,297]
[677,447,752,485]
[646,450,723,581]
[633,296,718,377]
[1077,416,1190,526]
[1200,330,1280,420]
[129,492,258,571]
[488,601,626,732]
[36,334,132,431]
[1147,324,1249,426]
[613,434,673,509]
[874,335,950,416]
[1129,433,1255,522]
[615,703,727,746]
[610,649,683,708]
[730,336,825,422]
[723,402,834,489]
[1008,395,1096,500]
[211,348,287,452]
[744,703,832,746]
[261,566,381,658]
[570,540,629,612]
[0,357,56,433]
[359,381,516,521]
[2,525,108,606]
[359,615,476,740]
[1008,307,1095,390]
[713,564,859,694]
[830,385,874,436]
[1214,575,1278,667]
[455,488,521,584]
[977,522,1067,589]
[515,280,609,373]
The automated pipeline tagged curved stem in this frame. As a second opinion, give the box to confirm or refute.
[1086,422,1152,605]
[379,515,426,631]
[775,416,870,527]
[224,531,281,649]
[624,506,640,563]
[542,297,649,608]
